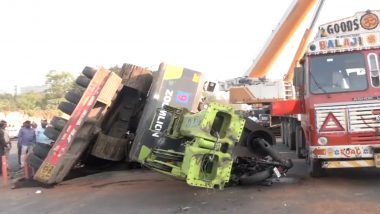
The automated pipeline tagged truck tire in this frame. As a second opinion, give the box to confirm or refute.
[28,153,44,170]
[82,66,96,79]
[58,102,76,115]
[282,121,289,146]
[308,157,325,177]
[65,90,83,104]
[50,116,67,131]
[289,131,296,151]
[295,126,306,159]
[33,143,52,159]
[281,121,286,144]
[76,75,91,88]
[285,120,296,150]
[44,126,60,140]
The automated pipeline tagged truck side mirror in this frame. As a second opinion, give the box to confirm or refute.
[205,81,216,92]
[293,67,304,88]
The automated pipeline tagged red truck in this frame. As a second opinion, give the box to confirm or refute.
[218,0,380,177]
[277,10,380,176]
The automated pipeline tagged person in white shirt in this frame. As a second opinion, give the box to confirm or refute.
[248,111,259,122]
[36,120,52,145]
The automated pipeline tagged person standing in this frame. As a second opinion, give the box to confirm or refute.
[17,122,25,165]
[17,120,36,168]
[1,120,11,154]
[32,122,37,134]
[36,120,52,145]
[0,120,10,175]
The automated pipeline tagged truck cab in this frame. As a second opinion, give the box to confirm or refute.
[294,10,380,176]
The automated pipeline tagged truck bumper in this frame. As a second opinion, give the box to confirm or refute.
[310,145,380,169]
[309,145,380,159]
[322,160,376,168]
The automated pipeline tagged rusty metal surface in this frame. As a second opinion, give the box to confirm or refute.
[119,63,153,95]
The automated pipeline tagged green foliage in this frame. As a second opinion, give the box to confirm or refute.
[0,70,75,115]
[16,92,44,110]
[0,93,16,111]
[44,70,75,109]
[0,66,126,117]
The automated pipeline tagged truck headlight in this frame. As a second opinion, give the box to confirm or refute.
[318,137,328,146]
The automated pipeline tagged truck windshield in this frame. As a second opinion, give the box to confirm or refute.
[310,53,368,94]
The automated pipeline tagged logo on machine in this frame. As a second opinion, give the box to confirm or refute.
[360,12,379,30]
[319,112,345,132]
[175,91,190,104]
[152,89,173,138]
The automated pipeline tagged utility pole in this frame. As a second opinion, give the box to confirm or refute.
[14,85,17,100]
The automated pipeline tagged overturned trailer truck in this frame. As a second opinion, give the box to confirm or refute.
[27,63,292,189]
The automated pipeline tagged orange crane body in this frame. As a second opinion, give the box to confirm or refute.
[247,0,318,78]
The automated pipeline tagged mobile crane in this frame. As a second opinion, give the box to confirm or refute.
[26,63,292,189]
[219,0,323,143]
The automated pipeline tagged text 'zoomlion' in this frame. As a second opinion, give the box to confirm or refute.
[152,89,173,137]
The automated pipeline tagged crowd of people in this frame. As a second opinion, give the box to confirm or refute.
[0,119,51,175]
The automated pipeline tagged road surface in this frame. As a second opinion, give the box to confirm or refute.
[1,141,380,214]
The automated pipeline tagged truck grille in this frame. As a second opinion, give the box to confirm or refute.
[315,106,346,132]
[315,101,380,133]
[348,103,380,132]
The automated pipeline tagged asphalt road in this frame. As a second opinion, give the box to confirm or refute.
[1,142,380,214]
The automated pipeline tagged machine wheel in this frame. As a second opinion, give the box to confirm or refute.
[308,157,325,177]
[33,143,52,159]
[76,76,91,88]
[295,126,306,159]
[28,153,44,170]
[50,116,67,131]
[82,66,96,79]
[58,101,76,115]
[44,126,60,140]
[65,90,83,104]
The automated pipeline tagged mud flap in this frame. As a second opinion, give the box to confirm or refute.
[374,153,380,168]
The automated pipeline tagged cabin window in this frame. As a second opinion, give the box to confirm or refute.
[309,53,368,94]
[368,53,380,87]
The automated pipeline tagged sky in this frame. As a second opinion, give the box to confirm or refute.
[0,0,379,93]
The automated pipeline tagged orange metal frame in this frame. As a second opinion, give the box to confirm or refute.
[247,0,319,78]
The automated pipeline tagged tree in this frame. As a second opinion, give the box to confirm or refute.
[0,93,16,112]
[44,70,75,109]
[16,92,44,111]
[109,65,121,75]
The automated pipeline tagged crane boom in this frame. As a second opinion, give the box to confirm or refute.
[247,0,319,78]
[284,0,325,82]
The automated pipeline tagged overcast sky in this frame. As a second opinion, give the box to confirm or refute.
[0,0,379,93]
